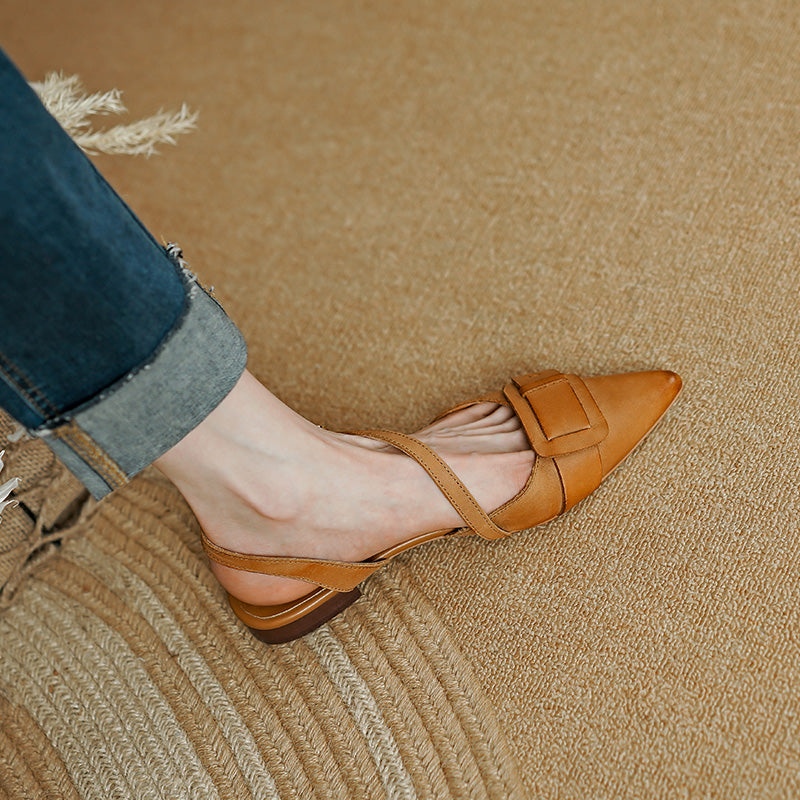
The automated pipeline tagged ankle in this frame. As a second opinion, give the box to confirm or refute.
[154,371,328,530]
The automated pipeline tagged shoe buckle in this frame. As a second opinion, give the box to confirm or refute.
[505,372,609,458]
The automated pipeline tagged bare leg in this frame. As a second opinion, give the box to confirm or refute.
[155,370,534,605]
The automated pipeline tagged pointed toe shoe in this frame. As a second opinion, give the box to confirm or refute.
[201,368,682,644]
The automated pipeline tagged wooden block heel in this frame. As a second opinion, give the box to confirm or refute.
[244,588,363,644]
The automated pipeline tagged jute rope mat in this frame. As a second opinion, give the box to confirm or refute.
[0,412,88,608]
[0,466,524,800]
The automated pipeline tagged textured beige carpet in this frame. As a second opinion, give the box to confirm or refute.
[2,0,800,797]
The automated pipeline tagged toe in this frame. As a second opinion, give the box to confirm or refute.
[582,370,682,477]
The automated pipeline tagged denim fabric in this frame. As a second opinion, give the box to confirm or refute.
[0,47,247,497]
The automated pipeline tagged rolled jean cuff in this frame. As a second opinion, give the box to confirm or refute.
[34,269,247,499]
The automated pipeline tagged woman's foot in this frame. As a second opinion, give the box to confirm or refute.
[155,370,534,606]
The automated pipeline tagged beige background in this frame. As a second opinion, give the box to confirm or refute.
[2,1,800,796]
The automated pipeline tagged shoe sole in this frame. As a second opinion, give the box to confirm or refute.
[246,587,362,644]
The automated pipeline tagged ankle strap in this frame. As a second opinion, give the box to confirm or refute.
[200,530,385,592]
[200,428,511,591]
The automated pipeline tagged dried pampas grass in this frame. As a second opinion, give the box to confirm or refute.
[29,72,197,156]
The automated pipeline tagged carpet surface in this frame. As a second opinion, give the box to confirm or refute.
[1,1,800,797]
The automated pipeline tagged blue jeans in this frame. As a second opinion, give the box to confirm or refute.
[0,47,247,498]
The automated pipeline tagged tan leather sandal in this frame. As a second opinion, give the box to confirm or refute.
[201,369,682,644]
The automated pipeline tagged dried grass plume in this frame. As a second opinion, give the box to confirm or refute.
[29,72,197,156]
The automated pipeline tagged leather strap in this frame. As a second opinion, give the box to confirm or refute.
[201,530,384,593]
[352,429,512,541]
[202,427,513,587]
[553,447,603,510]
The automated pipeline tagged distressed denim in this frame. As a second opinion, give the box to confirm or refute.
[0,47,247,498]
